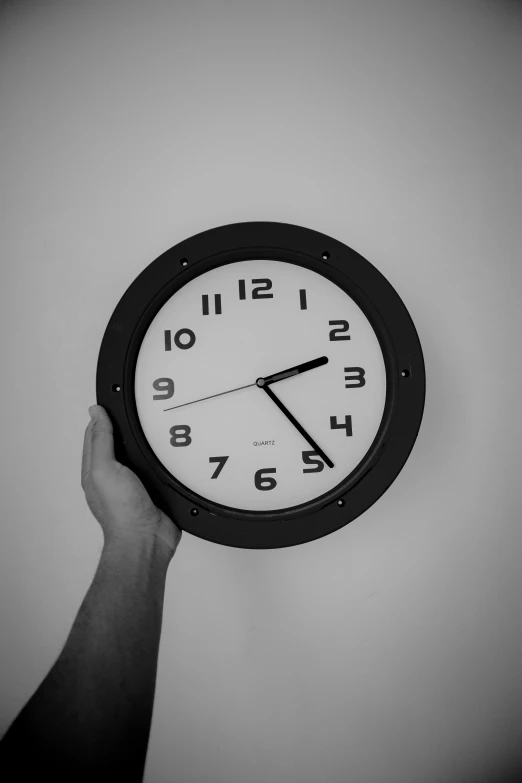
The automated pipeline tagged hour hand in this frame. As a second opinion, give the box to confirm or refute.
[257,356,328,387]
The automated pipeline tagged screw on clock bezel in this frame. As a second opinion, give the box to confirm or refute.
[95,221,425,549]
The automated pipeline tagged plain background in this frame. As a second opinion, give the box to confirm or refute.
[1,1,521,781]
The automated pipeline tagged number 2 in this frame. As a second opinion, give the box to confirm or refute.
[329,320,350,340]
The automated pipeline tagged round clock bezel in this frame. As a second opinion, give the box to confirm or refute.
[96,221,425,549]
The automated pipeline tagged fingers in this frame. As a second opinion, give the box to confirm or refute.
[81,412,94,489]
[82,405,117,488]
[90,405,116,469]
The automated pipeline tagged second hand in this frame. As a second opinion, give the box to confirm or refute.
[164,356,329,412]
[163,382,257,411]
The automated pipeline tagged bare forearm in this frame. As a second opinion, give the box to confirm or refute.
[0,534,172,782]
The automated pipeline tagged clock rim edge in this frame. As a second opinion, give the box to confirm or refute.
[95,221,426,549]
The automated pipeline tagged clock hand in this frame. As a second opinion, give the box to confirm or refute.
[164,356,328,412]
[261,383,334,469]
[163,382,257,411]
[259,356,328,386]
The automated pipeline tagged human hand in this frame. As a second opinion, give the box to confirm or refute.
[81,405,182,557]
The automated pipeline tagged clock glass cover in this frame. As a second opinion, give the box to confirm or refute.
[134,259,387,512]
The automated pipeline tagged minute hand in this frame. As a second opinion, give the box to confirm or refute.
[261,384,334,469]
[260,356,328,386]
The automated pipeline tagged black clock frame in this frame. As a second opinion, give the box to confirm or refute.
[96,221,425,549]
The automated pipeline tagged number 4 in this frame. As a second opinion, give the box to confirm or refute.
[330,415,353,436]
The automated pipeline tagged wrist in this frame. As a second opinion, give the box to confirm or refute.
[102,531,174,572]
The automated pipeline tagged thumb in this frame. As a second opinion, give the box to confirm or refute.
[89,405,118,469]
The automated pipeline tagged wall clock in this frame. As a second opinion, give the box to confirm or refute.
[96,222,425,549]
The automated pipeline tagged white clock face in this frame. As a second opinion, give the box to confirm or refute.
[134,259,387,512]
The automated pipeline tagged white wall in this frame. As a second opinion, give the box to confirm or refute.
[1,1,521,781]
